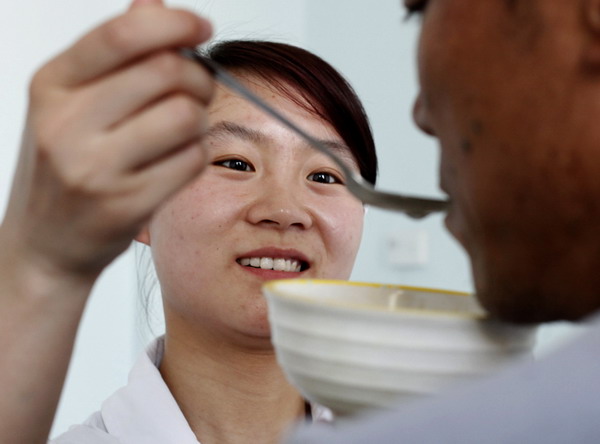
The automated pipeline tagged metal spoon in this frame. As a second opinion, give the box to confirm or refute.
[179,48,449,219]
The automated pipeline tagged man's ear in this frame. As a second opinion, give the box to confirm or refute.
[135,225,151,246]
[582,0,600,70]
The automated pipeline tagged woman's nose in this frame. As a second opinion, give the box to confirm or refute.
[413,92,436,137]
[246,184,313,230]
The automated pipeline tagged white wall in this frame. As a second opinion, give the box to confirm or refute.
[0,0,573,438]
[302,1,472,292]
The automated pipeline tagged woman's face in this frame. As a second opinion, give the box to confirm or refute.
[141,76,365,343]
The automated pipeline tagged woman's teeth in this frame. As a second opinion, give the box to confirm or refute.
[239,257,302,272]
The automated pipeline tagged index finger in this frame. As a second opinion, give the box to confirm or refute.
[42,6,212,87]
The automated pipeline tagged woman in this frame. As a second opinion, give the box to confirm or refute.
[0,1,377,443]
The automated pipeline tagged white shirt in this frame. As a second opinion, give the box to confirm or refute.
[289,313,600,443]
[51,337,332,444]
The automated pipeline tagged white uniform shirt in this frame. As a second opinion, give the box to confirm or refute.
[289,313,600,443]
[51,337,332,444]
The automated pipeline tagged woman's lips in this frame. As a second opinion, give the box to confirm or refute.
[238,265,305,280]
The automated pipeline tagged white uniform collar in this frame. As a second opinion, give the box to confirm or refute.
[99,336,332,443]
[100,337,199,443]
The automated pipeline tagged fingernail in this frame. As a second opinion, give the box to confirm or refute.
[195,16,214,41]
[130,0,163,8]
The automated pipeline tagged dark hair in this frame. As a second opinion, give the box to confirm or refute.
[203,40,378,185]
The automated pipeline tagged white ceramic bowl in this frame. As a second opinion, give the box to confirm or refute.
[263,279,536,416]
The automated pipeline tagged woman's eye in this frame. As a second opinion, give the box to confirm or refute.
[403,0,428,19]
[307,172,342,185]
[215,158,254,172]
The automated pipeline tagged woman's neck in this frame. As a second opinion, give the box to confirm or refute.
[159,329,305,444]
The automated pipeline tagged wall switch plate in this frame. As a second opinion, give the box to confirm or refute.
[387,228,428,268]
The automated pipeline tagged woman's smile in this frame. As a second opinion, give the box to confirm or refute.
[236,246,310,280]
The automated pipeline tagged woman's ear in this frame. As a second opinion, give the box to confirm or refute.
[135,225,151,246]
[582,0,600,70]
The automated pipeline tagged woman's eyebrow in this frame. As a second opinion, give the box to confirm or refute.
[204,121,267,144]
[205,120,356,165]
[319,140,355,163]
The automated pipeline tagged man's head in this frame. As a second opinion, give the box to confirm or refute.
[409,0,600,323]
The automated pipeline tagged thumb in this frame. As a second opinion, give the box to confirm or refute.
[129,0,164,9]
